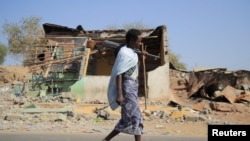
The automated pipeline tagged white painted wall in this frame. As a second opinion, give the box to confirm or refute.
[80,63,170,103]
[147,63,169,101]
[82,76,110,102]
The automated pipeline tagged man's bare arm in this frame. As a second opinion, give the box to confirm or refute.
[116,74,124,105]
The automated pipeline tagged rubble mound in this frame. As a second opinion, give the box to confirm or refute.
[0,66,31,86]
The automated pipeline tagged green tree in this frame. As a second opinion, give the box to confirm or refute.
[169,49,186,70]
[0,43,7,65]
[1,16,45,64]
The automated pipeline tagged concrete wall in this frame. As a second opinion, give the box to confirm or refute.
[79,63,170,103]
[82,76,110,102]
[147,63,169,101]
[146,25,170,102]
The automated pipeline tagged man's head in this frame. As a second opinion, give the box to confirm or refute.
[126,29,142,49]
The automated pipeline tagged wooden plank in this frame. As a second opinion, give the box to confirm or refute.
[78,39,89,79]
[63,48,73,70]
[43,46,58,78]
[29,55,83,68]
[83,48,90,76]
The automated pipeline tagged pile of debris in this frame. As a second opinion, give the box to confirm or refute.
[170,68,250,113]
[0,66,31,86]
[0,66,250,134]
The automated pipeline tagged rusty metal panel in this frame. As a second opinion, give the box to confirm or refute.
[220,85,237,104]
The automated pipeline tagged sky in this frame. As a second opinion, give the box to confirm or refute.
[0,0,249,71]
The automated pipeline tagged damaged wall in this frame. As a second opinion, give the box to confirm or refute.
[70,76,109,102]
[25,23,170,103]
[148,64,169,100]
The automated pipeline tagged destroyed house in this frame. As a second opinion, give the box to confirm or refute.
[25,23,170,101]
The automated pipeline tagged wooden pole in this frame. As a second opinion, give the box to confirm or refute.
[83,48,90,76]
[141,44,148,110]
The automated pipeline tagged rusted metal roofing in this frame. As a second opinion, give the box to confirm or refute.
[43,23,81,36]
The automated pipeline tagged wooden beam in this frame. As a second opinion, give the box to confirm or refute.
[43,46,58,78]
[83,48,90,76]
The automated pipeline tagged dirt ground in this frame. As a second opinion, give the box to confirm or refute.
[0,65,250,137]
